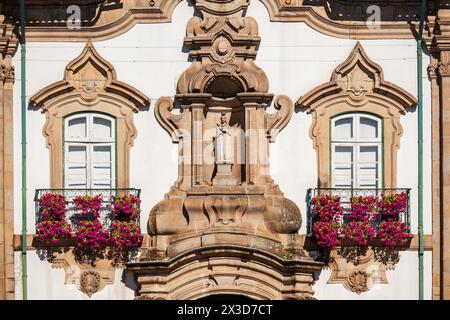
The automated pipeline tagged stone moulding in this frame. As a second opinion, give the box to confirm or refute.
[49,249,116,298]
[127,245,323,300]
[325,248,399,295]
[0,17,18,300]
[296,41,417,188]
[260,0,429,39]
[3,0,183,42]
[29,40,150,188]
[1,0,435,42]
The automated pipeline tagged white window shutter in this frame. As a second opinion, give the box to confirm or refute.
[64,113,116,189]
[65,145,88,188]
[332,145,353,188]
[331,114,382,189]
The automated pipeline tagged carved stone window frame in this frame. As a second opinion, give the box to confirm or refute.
[296,42,417,188]
[30,41,150,188]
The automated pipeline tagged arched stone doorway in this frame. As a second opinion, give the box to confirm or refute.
[127,245,323,300]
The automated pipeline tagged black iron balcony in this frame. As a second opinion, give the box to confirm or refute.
[34,188,141,231]
[306,188,411,234]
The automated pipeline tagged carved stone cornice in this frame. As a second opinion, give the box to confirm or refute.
[1,0,445,42]
[1,0,182,42]
[260,0,441,39]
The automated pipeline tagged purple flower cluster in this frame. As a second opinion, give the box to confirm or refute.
[109,221,143,251]
[312,221,341,249]
[36,192,144,263]
[36,220,72,245]
[377,220,412,247]
[349,196,378,221]
[36,192,71,244]
[343,196,377,245]
[311,194,343,221]
[311,194,343,249]
[110,194,141,221]
[344,221,376,246]
[73,195,103,219]
[311,192,412,249]
[378,192,408,218]
[75,220,110,254]
[38,193,67,220]
[376,192,410,246]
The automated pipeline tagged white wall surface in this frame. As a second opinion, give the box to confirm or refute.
[12,0,432,299]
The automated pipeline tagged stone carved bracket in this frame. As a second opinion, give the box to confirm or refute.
[0,17,18,84]
[49,249,116,298]
[326,248,399,295]
[296,42,417,188]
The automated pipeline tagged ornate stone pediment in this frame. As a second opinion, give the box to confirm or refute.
[298,42,415,108]
[30,41,148,109]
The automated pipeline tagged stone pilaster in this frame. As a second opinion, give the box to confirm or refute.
[428,9,450,300]
[0,15,18,300]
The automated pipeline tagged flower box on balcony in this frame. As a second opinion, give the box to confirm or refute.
[33,189,143,265]
[306,188,412,251]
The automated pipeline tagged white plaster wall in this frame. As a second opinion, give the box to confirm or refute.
[12,0,433,299]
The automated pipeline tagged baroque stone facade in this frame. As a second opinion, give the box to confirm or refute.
[127,0,323,300]
[0,0,449,300]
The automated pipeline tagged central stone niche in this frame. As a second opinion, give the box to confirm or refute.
[126,0,323,300]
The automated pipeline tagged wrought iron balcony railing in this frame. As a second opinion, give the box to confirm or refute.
[34,188,141,231]
[306,188,411,234]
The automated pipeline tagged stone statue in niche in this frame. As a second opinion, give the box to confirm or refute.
[213,112,236,186]
[215,113,233,165]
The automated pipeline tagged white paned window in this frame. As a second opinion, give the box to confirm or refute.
[331,113,382,189]
[64,113,115,189]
